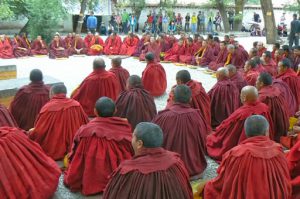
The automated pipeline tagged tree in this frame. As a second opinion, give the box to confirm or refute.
[213,0,230,33]
[75,0,89,33]
[284,0,300,16]
[233,0,246,31]
[260,0,277,44]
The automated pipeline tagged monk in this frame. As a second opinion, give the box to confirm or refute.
[227,64,247,93]
[64,33,73,51]
[108,57,130,92]
[87,32,105,56]
[256,72,289,142]
[277,58,300,108]
[103,122,193,199]
[275,49,284,64]
[208,67,240,128]
[10,69,50,131]
[153,85,209,179]
[72,58,120,117]
[0,34,14,59]
[157,33,172,52]
[248,47,258,59]
[115,75,157,130]
[293,46,300,71]
[257,41,267,57]
[166,70,211,127]
[119,33,139,56]
[261,51,277,76]
[29,84,88,160]
[30,35,48,55]
[178,37,198,64]
[203,115,291,199]
[226,44,249,69]
[207,86,274,161]
[64,97,133,195]
[84,31,93,47]
[12,34,31,57]
[208,41,229,71]
[0,104,17,127]
[132,33,150,57]
[68,34,87,56]
[163,38,185,63]
[243,59,260,86]
[139,36,161,63]
[142,52,167,97]
[271,42,280,59]
[104,32,122,55]
[194,40,215,67]
[0,127,61,198]
[49,35,68,59]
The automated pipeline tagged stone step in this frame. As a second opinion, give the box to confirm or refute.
[0,65,17,80]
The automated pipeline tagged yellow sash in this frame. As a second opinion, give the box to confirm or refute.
[225,53,232,65]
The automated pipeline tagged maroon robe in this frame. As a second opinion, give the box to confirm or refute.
[142,61,167,97]
[293,55,300,71]
[178,43,198,64]
[0,127,61,198]
[211,42,220,56]
[158,39,171,52]
[12,37,31,57]
[103,148,193,199]
[72,69,120,117]
[230,48,249,69]
[30,39,48,55]
[87,37,105,56]
[206,101,274,161]
[115,86,157,130]
[108,66,130,92]
[119,36,139,56]
[208,78,240,128]
[68,37,87,55]
[258,85,289,142]
[10,81,50,131]
[64,117,133,195]
[0,105,17,127]
[132,37,147,57]
[49,39,68,59]
[164,43,185,62]
[152,103,209,176]
[244,69,260,86]
[258,47,267,56]
[139,42,161,63]
[204,136,291,199]
[0,38,14,59]
[230,72,248,93]
[208,48,229,71]
[286,140,300,198]
[29,94,88,160]
[262,59,277,76]
[64,36,73,51]
[195,46,215,66]
[104,36,122,55]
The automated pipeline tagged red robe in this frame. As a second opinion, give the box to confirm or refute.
[108,66,130,92]
[64,117,133,195]
[195,46,215,66]
[72,69,120,117]
[68,37,87,55]
[208,78,240,128]
[230,48,249,69]
[12,37,31,57]
[152,103,209,176]
[104,36,122,55]
[262,59,277,76]
[230,72,248,93]
[164,43,185,62]
[243,68,260,86]
[205,136,291,199]
[211,42,221,56]
[0,105,18,127]
[103,148,193,199]
[87,37,105,56]
[286,140,300,198]
[139,42,161,63]
[206,101,274,161]
[10,81,50,131]
[276,69,300,108]
[293,55,300,71]
[158,39,171,52]
[258,47,267,57]
[84,35,93,47]
[258,85,289,142]
[142,61,167,97]
[29,94,88,160]
[0,38,14,59]
[115,86,157,130]
[166,80,211,127]
[0,127,61,198]
[49,39,68,59]
[64,36,73,51]
[119,36,139,56]
[132,37,147,57]
[208,48,229,71]
[30,39,48,55]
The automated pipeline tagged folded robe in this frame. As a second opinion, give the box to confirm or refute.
[286,140,300,198]
[0,105,18,127]
[30,39,48,55]
[119,36,139,56]
[0,38,14,59]
[108,66,130,92]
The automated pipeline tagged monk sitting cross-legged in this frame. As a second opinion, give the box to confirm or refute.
[119,32,139,56]
[30,35,48,56]
[108,57,130,92]
[261,51,277,76]
[227,64,247,94]
[12,34,31,58]
[103,122,193,199]
[68,34,87,56]
[87,32,105,56]
[64,97,133,195]
[104,32,122,55]
[0,34,14,59]
[139,36,161,63]
[49,34,68,59]
[163,38,185,63]
[178,37,198,65]
[208,41,228,71]
[243,59,260,86]
[29,84,88,160]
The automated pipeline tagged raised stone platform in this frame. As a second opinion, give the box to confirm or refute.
[0,65,17,80]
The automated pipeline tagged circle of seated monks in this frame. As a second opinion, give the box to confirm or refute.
[0,32,300,198]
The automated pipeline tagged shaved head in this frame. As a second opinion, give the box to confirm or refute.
[127,75,143,89]
[111,57,122,67]
[145,52,155,62]
[93,57,106,70]
[134,122,163,148]
[50,83,67,98]
[226,64,237,78]
[176,70,191,84]
[216,67,229,80]
[244,115,269,138]
[240,86,258,104]
[30,69,43,82]
[173,85,192,104]
[95,97,115,117]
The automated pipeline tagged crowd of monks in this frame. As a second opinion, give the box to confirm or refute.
[0,29,300,198]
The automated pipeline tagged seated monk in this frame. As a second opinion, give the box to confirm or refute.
[0,34,14,59]
[12,34,31,57]
[292,46,300,71]
[0,127,61,198]
[256,72,289,142]
[194,40,215,67]
[10,69,50,131]
[87,32,105,56]
[30,35,48,55]
[119,33,139,56]
[103,122,193,199]
[64,97,133,195]
[227,64,247,93]
[202,115,291,199]
[132,33,150,57]
[29,84,88,160]
[208,41,228,71]
[207,35,220,56]
[206,86,274,161]
[142,52,167,97]
[226,44,249,70]
[72,58,120,117]
[271,42,280,59]
[0,104,18,127]
[243,59,260,86]
[166,70,211,127]
[274,49,284,65]
[84,31,93,47]
[179,37,199,64]
[248,47,258,59]
[139,36,161,63]
[257,41,267,57]
[64,33,73,52]
[152,85,209,179]
[115,75,157,130]
[277,58,300,109]
[193,34,203,51]
[157,33,171,53]
[68,34,87,56]
[108,57,130,92]
[104,32,122,55]
[261,51,277,76]
[163,38,185,62]
[49,35,68,59]
[208,67,240,128]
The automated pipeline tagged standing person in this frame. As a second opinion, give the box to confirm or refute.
[191,12,197,34]
[152,10,157,34]
[158,13,163,32]
[184,13,190,32]
[253,12,261,23]
[228,10,234,31]
[162,13,169,33]
[87,11,97,34]
[115,12,122,33]
[280,12,286,26]
[215,12,222,31]
[289,14,300,48]
[207,17,213,34]
[197,11,201,32]
[129,14,137,33]
[122,9,129,34]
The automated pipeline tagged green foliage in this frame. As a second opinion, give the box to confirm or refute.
[283,0,300,15]
[0,2,13,19]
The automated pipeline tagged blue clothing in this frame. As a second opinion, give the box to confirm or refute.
[87,15,97,29]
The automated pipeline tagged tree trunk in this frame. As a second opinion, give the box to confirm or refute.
[233,0,246,31]
[297,0,300,17]
[216,0,230,33]
[260,0,277,44]
[76,0,88,34]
